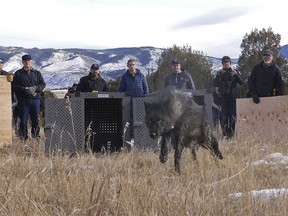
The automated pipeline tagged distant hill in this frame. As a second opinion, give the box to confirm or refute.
[1,45,287,89]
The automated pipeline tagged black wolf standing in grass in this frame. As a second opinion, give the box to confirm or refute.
[144,87,223,173]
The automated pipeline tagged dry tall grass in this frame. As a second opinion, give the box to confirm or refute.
[0,136,287,216]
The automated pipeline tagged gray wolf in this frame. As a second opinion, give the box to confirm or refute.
[144,87,223,173]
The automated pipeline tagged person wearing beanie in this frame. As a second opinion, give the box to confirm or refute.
[213,56,243,139]
[247,49,284,104]
[75,63,108,94]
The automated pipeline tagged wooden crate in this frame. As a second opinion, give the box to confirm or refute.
[236,96,288,140]
[0,76,12,146]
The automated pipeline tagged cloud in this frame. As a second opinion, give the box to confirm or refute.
[171,7,249,30]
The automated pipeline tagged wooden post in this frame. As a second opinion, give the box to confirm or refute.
[0,76,12,146]
[236,96,288,140]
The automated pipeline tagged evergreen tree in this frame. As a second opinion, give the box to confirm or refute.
[107,76,121,92]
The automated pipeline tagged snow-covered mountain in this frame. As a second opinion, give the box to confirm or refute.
[1,46,286,89]
[1,46,164,89]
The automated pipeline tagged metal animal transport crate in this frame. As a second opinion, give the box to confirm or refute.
[44,92,131,155]
[44,90,212,154]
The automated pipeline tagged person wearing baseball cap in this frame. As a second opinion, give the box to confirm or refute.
[248,49,284,104]
[21,54,32,61]
[12,54,46,140]
[75,63,108,94]
[164,59,196,90]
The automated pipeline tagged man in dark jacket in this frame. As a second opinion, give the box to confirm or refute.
[248,49,284,104]
[164,59,196,91]
[76,64,108,94]
[213,56,243,138]
[13,54,46,140]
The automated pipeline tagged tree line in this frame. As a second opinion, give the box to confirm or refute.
[108,27,288,96]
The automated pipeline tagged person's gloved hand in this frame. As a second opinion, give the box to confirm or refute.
[252,93,260,104]
[7,74,13,82]
[25,86,37,97]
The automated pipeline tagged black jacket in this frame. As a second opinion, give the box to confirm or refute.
[13,67,46,99]
[213,68,243,102]
[76,73,108,93]
[248,61,284,97]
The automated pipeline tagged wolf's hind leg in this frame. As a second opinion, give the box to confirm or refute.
[211,136,223,159]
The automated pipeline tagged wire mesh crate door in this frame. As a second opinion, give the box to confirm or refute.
[84,98,123,152]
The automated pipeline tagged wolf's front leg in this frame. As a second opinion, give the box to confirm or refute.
[159,135,168,163]
[172,135,183,173]
[191,144,197,160]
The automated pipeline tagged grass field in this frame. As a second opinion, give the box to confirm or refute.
[0,136,287,215]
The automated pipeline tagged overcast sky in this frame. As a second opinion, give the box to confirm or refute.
[1,0,287,58]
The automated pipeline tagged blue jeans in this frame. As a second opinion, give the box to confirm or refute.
[221,101,236,138]
[17,97,40,140]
